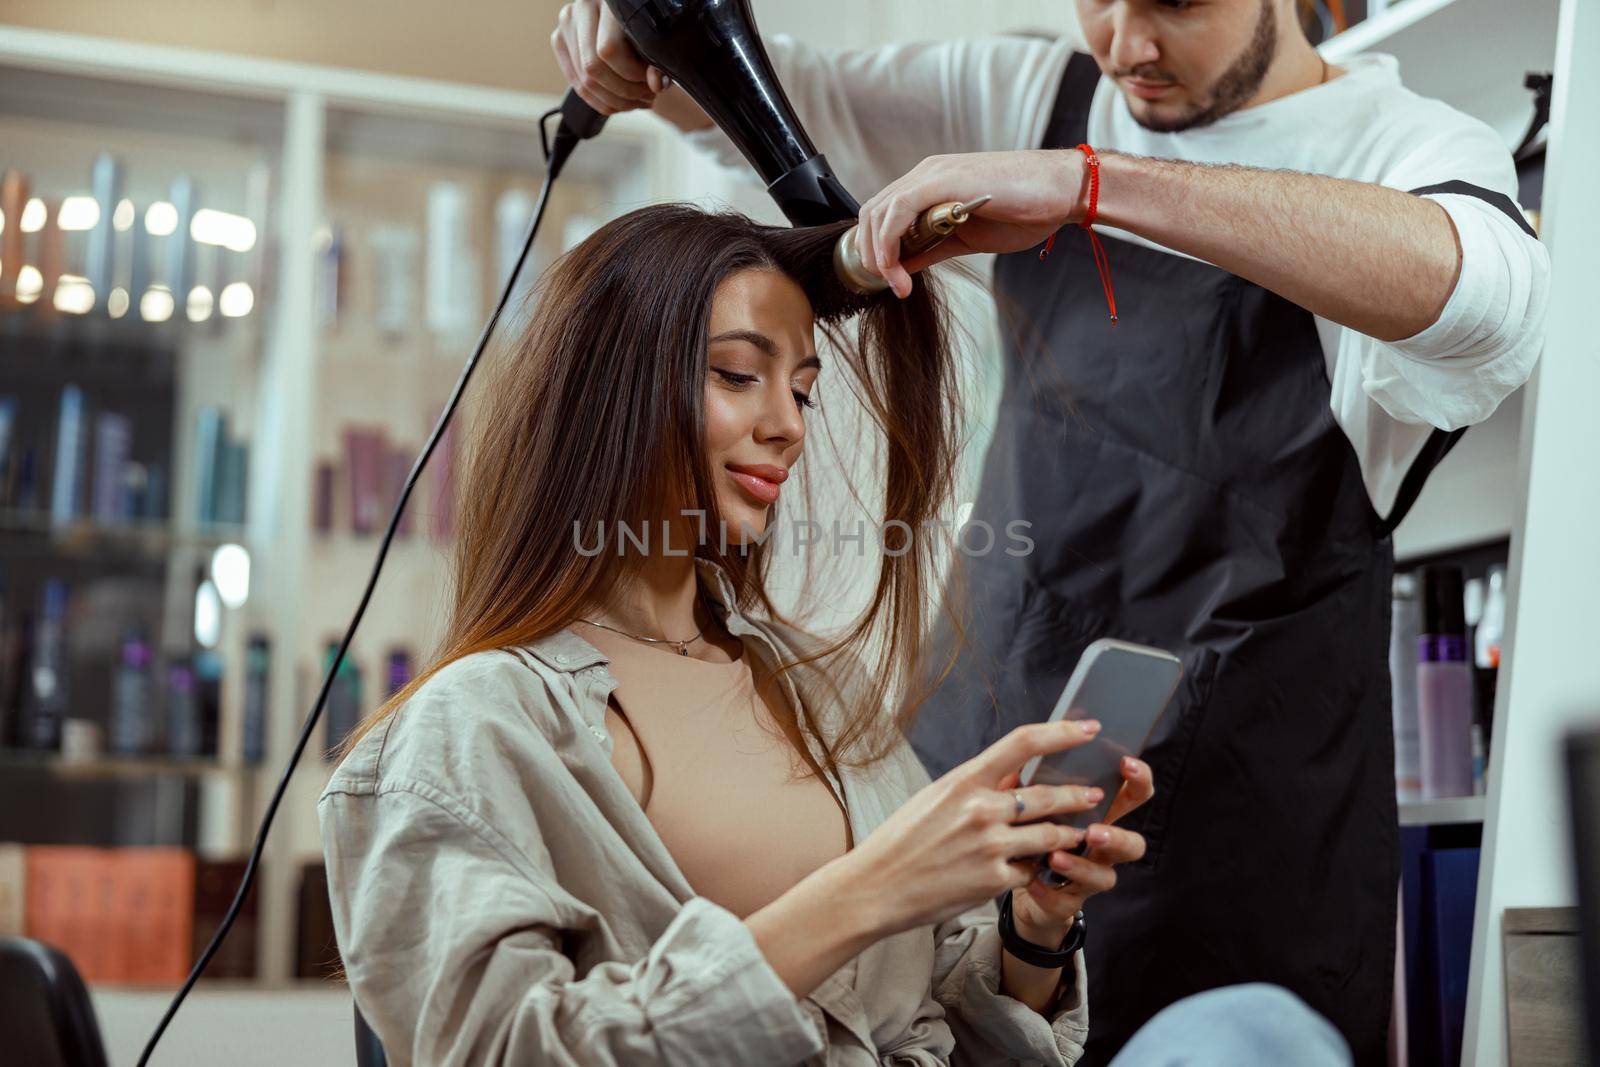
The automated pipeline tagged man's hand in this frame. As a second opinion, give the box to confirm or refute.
[859,144,1465,341]
[854,149,1090,298]
[551,0,663,114]
[551,0,713,133]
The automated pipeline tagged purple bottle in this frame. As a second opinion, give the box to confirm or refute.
[165,661,199,757]
[385,648,413,698]
[1417,566,1474,799]
[110,629,154,755]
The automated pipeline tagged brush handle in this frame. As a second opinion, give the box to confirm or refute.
[832,197,986,294]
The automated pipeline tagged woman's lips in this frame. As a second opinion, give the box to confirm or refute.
[726,464,785,505]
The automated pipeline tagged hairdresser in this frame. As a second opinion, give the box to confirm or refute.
[552,1,1548,1063]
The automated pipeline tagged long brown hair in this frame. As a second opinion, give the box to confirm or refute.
[342,203,968,766]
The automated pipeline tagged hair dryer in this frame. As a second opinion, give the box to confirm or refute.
[598,0,988,288]
[602,0,859,226]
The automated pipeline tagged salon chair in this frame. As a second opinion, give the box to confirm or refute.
[3,931,395,1067]
[0,936,110,1067]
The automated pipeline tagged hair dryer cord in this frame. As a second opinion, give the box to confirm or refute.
[134,94,600,1067]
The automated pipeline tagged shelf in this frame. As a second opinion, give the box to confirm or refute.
[0,310,219,351]
[316,343,470,387]
[1323,0,1560,144]
[1399,794,1486,826]
[91,977,338,993]
[0,21,674,993]
[308,530,445,552]
[0,24,660,185]
[0,509,248,554]
[0,750,260,780]
[1395,534,1511,570]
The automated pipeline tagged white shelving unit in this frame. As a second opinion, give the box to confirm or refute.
[1327,6,1600,1066]
[1324,0,1560,566]
[1457,0,1600,1059]
[1399,795,1487,828]
[1323,0,1561,143]
[0,26,708,1031]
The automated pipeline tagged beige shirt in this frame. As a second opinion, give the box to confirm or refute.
[577,623,855,921]
[318,557,1089,1066]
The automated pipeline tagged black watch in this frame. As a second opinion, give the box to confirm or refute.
[998,891,1086,968]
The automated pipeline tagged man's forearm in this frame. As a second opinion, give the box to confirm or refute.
[1092,152,1462,342]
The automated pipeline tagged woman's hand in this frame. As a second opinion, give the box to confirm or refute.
[551,0,670,115]
[748,719,1144,1001]
[838,719,1112,937]
[853,149,1092,298]
[1002,756,1155,947]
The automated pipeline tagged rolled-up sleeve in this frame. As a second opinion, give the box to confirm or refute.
[319,781,823,1067]
[1365,192,1549,429]
[1356,110,1550,430]
[932,902,1089,1066]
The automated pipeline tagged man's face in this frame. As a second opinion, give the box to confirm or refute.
[1075,0,1285,132]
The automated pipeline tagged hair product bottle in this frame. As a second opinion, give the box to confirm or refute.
[1390,573,1423,802]
[385,648,412,698]
[110,626,154,755]
[323,642,364,756]
[1472,565,1508,793]
[165,659,199,757]
[1418,566,1474,799]
[26,579,71,750]
[242,635,270,765]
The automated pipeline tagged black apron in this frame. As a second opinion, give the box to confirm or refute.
[907,53,1482,1066]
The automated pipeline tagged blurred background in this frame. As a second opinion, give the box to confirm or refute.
[0,1,1593,1064]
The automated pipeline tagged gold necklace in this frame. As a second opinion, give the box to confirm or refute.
[577,616,704,656]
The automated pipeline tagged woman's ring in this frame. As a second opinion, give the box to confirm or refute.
[1011,789,1026,821]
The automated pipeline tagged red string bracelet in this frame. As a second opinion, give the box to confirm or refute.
[1039,143,1119,325]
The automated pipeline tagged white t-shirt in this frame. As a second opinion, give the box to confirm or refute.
[684,33,1550,520]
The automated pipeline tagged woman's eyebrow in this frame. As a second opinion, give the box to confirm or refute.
[710,329,823,371]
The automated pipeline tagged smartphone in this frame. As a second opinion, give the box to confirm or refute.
[1019,638,1183,884]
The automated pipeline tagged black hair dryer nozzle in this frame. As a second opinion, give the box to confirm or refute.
[603,0,862,226]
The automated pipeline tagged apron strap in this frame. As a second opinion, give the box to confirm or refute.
[1378,427,1465,537]
[1040,50,1104,149]
[1379,179,1536,536]
[1408,180,1538,238]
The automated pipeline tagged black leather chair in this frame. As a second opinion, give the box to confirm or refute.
[0,936,110,1067]
[354,999,388,1067]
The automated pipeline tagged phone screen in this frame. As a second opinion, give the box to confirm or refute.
[1019,639,1183,830]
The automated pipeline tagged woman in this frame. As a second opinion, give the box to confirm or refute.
[319,204,1350,1066]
